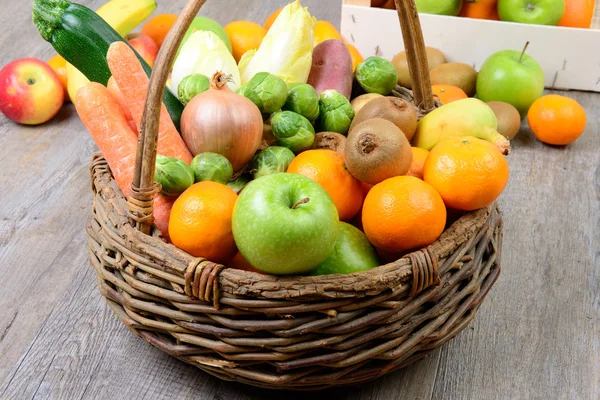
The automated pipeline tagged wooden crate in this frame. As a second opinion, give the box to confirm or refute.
[341,1,600,92]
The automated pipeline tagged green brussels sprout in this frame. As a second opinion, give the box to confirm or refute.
[271,111,315,154]
[283,83,320,122]
[191,152,233,184]
[178,74,210,106]
[318,90,355,135]
[243,72,288,114]
[251,146,295,179]
[237,84,247,96]
[154,155,195,197]
[355,56,398,95]
[227,174,252,194]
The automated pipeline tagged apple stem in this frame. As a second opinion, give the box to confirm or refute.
[292,198,310,209]
[519,41,530,63]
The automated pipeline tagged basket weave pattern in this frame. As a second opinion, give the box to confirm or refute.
[88,155,502,389]
[86,0,503,390]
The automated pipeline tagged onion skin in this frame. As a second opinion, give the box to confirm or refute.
[181,73,263,171]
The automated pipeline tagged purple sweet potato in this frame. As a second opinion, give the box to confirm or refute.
[307,39,353,100]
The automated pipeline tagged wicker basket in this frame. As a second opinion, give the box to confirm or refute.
[87,0,503,390]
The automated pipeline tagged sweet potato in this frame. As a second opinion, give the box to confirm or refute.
[307,39,353,100]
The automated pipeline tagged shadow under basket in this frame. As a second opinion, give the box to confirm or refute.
[87,154,502,390]
[85,0,503,391]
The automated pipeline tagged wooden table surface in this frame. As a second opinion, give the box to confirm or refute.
[0,1,598,399]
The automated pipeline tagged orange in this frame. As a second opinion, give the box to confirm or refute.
[264,7,283,31]
[169,181,238,263]
[406,147,430,180]
[362,176,446,254]
[47,54,69,102]
[431,84,468,104]
[141,14,178,48]
[314,20,342,47]
[225,20,268,62]
[287,149,364,221]
[559,0,595,28]
[346,43,364,72]
[459,0,500,20]
[527,94,587,145]
[423,136,509,211]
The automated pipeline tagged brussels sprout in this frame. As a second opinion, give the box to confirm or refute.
[283,83,320,122]
[191,152,234,184]
[227,174,252,194]
[252,146,295,179]
[154,155,194,197]
[237,84,247,96]
[318,90,355,135]
[178,74,210,106]
[243,72,288,114]
[271,111,315,154]
[355,56,399,95]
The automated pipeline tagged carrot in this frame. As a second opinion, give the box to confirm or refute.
[106,41,193,164]
[76,82,174,239]
[106,76,135,131]
[76,82,138,197]
[154,195,175,242]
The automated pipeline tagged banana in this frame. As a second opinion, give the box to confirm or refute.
[411,98,511,155]
[96,0,157,37]
[67,0,157,104]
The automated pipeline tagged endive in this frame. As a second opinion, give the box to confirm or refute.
[171,30,240,97]
[239,0,316,85]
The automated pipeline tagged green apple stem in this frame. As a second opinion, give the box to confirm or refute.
[292,198,310,209]
[519,41,531,63]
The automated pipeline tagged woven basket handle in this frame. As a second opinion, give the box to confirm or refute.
[129,0,435,235]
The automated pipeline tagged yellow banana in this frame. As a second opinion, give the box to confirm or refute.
[96,0,157,37]
[67,0,157,104]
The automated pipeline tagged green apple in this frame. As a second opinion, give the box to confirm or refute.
[498,0,565,25]
[415,0,463,16]
[176,16,232,59]
[476,46,545,117]
[310,222,379,276]
[232,173,339,275]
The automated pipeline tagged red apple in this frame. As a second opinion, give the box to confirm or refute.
[0,58,64,125]
[128,34,159,67]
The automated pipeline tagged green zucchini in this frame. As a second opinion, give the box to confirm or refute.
[32,0,184,130]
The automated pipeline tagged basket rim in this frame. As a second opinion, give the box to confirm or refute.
[90,153,496,301]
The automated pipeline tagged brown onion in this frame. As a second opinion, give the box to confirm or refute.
[181,72,263,171]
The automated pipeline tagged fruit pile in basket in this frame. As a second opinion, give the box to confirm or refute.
[373,0,596,29]
[0,0,584,276]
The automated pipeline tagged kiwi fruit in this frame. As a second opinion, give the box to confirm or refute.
[312,132,347,156]
[345,118,413,185]
[430,62,478,96]
[392,47,446,89]
[350,93,383,115]
[349,96,418,141]
[487,101,521,140]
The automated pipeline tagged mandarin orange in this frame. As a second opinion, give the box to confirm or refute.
[287,149,364,221]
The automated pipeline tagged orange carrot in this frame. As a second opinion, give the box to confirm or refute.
[107,76,135,130]
[154,195,175,242]
[76,82,173,239]
[76,82,138,197]
[106,41,193,164]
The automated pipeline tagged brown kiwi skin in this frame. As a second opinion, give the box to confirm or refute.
[430,62,478,96]
[345,118,413,185]
[312,132,347,156]
[392,47,446,89]
[487,101,521,140]
[349,96,418,142]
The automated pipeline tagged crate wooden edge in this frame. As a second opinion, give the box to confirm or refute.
[341,1,600,92]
